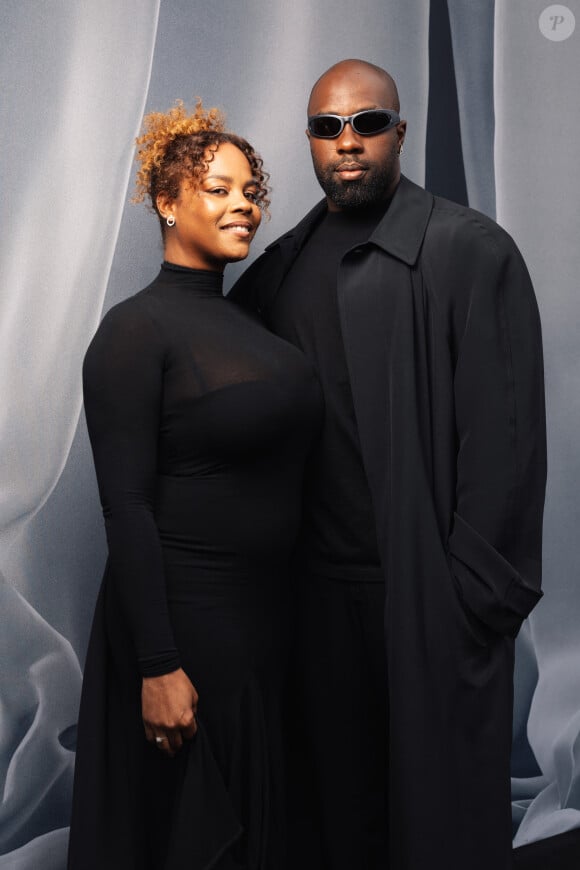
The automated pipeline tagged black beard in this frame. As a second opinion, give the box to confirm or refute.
[313,165,394,210]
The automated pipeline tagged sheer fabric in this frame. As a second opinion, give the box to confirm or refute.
[0,2,160,867]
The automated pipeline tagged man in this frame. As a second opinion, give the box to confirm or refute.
[231,59,546,870]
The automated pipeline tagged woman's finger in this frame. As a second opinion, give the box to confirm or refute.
[167,729,183,754]
[153,733,175,757]
[178,706,198,739]
[181,714,197,740]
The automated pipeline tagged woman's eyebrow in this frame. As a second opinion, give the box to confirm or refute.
[204,174,259,186]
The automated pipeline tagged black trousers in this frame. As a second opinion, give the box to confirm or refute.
[289,573,389,870]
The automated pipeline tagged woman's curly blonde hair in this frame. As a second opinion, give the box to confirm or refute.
[134,100,270,227]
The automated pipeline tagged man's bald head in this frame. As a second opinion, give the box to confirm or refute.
[308,59,400,116]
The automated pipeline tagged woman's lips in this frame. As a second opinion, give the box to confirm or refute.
[220,222,253,237]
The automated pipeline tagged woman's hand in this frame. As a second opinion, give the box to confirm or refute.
[141,668,198,757]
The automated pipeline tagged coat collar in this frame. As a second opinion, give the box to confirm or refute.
[369,175,434,265]
[265,175,434,267]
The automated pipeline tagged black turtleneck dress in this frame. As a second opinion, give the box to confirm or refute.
[67,263,322,870]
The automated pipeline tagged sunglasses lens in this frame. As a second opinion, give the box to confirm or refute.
[353,110,393,135]
[309,116,343,138]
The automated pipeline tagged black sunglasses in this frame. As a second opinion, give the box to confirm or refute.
[307,109,400,139]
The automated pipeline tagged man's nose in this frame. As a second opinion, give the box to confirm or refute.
[336,122,363,151]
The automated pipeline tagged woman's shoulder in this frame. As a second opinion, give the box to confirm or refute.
[84,283,166,373]
[96,272,169,336]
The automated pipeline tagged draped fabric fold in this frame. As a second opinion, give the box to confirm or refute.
[0,2,160,866]
[446,0,496,216]
[0,0,160,543]
[0,573,82,858]
[163,724,243,870]
[449,512,543,638]
[494,0,580,848]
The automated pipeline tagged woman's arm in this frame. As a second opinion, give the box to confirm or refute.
[83,297,197,753]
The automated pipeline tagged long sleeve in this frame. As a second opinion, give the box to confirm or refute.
[448,225,547,637]
[83,298,180,676]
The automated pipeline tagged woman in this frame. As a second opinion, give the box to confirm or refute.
[68,101,321,870]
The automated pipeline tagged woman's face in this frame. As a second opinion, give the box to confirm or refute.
[159,142,262,271]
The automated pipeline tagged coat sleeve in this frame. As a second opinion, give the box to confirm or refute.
[83,299,181,676]
[227,252,271,313]
[228,247,288,324]
[447,223,547,637]
[227,260,259,310]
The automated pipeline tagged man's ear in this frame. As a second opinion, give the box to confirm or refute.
[397,120,407,150]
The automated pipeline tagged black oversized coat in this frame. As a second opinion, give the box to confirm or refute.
[230,175,547,869]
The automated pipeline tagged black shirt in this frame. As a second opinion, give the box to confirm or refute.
[269,207,387,580]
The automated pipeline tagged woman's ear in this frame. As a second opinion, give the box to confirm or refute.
[156,193,174,221]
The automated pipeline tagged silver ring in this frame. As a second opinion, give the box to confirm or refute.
[155,736,165,744]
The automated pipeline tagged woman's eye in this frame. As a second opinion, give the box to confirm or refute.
[208,187,228,195]
[245,190,259,203]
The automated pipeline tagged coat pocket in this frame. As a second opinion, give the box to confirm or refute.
[448,512,542,638]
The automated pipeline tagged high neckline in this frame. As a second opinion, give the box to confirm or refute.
[160,261,224,294]
[322,199,392,229]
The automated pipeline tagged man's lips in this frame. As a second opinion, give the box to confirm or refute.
[335,163,368,180]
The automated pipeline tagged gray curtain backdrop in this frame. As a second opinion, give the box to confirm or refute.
[0,1,578,866]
